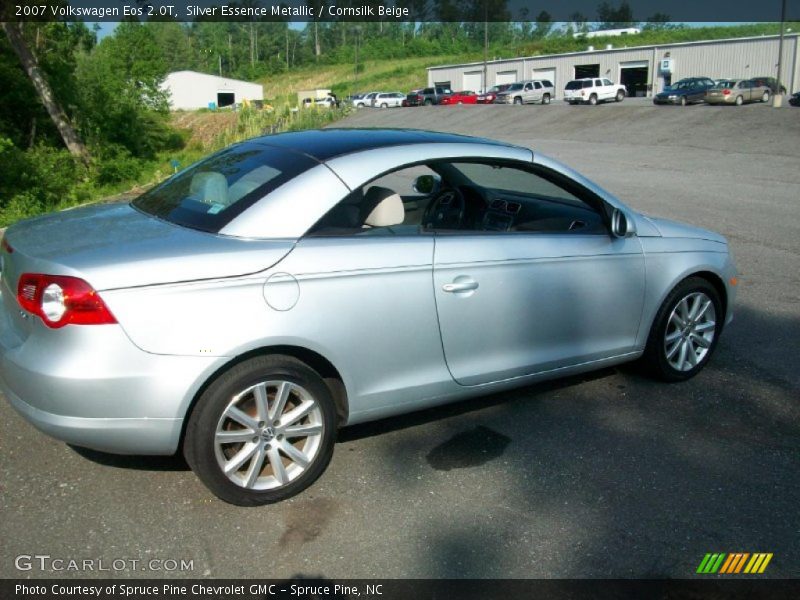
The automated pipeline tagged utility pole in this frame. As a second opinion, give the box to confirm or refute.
[774,0,787,107]
[483,3,488,93]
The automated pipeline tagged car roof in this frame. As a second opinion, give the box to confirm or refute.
[248,128,516,162]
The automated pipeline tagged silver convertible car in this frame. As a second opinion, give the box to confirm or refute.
[0,129,737,505]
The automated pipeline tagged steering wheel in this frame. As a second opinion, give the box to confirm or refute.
[423,188,466,230]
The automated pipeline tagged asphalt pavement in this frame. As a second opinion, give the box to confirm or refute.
[1,100,798,579]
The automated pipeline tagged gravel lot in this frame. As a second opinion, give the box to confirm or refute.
[1,101,798,579]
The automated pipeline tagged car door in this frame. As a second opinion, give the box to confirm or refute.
[431,160,645,386]
[531,81,544,102]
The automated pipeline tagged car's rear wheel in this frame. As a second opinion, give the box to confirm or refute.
[542,94,551,105]
[642,277,722,382]
[588,94,598,105]
[735,95,744,106]
[184,355,337,506]
[680,96,687,106]
[761,91,770,103]
[616,90,625,102]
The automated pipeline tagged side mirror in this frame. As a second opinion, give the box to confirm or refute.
[611,207,635,238]
[412,174,441,195]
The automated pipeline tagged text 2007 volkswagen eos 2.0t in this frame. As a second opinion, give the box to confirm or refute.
[0,129,737,505]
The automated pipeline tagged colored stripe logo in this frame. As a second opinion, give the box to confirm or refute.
[697,553,773,574]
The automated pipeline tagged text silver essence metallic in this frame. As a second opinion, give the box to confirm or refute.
[0,129,737,505]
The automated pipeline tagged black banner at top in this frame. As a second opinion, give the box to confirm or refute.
[2,0,800,23]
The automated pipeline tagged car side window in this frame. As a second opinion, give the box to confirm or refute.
[594,79,602,87]
[307,164,439,237]
[425,160,607,235]
[603,79,613,86]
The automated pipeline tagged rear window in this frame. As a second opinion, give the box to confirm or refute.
[133,142,318,233]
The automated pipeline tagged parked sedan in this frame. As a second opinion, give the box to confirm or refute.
[477,84,510,104]
[0,129,737,506]
[438,91,478,105]
[705,79,771,105]
[653,77,716,106]
[789,91,800,107]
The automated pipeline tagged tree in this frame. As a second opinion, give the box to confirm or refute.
[596,1,636,30]
[1,22,90,164]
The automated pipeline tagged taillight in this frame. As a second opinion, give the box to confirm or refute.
[17,273,117,328]
[722,89,731,95]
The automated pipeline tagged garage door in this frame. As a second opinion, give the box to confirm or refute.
[496,70,518,85]
[532,68,556,87]
[463,71,483,93]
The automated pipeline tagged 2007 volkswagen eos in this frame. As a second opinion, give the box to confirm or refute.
[0,129,737,505]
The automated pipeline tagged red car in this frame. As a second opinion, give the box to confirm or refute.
[477,84,511,104]
[439,91,478,105]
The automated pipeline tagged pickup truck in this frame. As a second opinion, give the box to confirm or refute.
[406,86,453,106]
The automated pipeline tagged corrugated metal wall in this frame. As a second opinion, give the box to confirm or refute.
[428,35,800,99]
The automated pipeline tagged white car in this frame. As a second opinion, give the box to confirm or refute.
[371,92,405,108]
[564,78,626,105]
[355,92,379,108]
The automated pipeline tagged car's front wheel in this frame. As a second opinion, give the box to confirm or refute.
[642,277,722,382]
[513,96,523,105]
[616,90,625,102]
[184,355,337,506]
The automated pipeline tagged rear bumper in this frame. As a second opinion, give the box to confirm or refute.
[2,380,182,455]
[0,308,222,455]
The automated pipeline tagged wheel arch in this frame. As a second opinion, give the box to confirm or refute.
[180,345,349,450]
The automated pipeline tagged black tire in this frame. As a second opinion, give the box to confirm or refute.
[184,355,337,506]
[513,96,523,105]
[380,102,388,108]
[424,99,433,106]
[542,94,551,105]
[761,91,770,103]
[616,90,625,102]
[588,94,598,106]
[680,96,687,107]
[641,277,723,382]
[735,95,743,106]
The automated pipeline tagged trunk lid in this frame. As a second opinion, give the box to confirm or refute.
[2,203,296,291]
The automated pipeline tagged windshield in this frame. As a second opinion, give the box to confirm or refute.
[133,142,318,233]
[505,84,523,91]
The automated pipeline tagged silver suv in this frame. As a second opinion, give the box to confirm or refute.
[494,80,555,105]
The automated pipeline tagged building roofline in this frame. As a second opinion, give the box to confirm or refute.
[427,33,800,71]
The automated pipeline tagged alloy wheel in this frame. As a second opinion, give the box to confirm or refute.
[663,292,717,372]
[214,380,324,490]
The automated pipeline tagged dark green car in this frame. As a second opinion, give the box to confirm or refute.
[653,77,716,106]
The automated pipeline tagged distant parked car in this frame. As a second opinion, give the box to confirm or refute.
[564,78,626,105]
[405,86,453,106]
[314,94,339,108]
[704,79,771,106]
[789,91,800,107]
[354,92,379,108]
[438,91,478,105]
[372,92,405,108]
[477,84,511,104]
[653,77,716,106]
[494,80,555,105]
[750,76,787,95]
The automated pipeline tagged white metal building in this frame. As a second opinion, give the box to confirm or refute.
[162,70,264,110]
[428,34,800,99]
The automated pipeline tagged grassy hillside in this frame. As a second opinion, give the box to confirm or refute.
[258,54,481,104]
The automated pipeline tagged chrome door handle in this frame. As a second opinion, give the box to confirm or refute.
[442,281,479,293]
